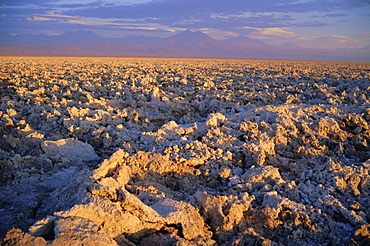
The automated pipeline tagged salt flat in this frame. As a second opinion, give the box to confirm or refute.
[0,57,369,245]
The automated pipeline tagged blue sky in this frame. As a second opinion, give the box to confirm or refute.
[1,0,369,49]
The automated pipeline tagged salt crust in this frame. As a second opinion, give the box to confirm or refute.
[0,57,369,245]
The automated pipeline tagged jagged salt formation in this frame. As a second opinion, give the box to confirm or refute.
[0,57,369,245]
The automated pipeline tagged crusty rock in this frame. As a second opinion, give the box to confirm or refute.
[53,217,119,246]
[92,149,129,180]
[151,198,213,240]
[351,224,370,246]
[1,57,369,246]
[195,191,254,242]
[41,138,99,162]
[241,165,285,189]
[2,228,47,246]
[206,113,226,127]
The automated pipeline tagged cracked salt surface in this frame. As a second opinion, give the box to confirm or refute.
[0,57,369,245]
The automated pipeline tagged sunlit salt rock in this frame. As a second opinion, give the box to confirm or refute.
[151,86,162,102]
[150,197,213,240]
[218,167,232,179]
[2,58,370,246]
[194,191,254,241]
[206,113,226,127]
[93,149,129,180]
[241,165,285,189]
[41,138,99,162]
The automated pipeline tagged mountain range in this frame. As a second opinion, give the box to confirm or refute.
[1,30,369,62]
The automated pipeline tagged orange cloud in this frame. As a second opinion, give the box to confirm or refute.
[27,14,158,31]
[241,26,297,38]
[164,28,187,33]
[38,13,80,19]
[221,31,239,37]
[119,26,157,30]
[65,19,121,26]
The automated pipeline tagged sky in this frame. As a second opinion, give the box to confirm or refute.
[1,0,370,49]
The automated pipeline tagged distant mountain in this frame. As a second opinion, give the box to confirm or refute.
[0,30,369,62]
[165,29,215,45]
[159,30,243,57]
[1,30,104,45]
[120,35,162,45]
[280,42,302,49]
[225,35,269,46]
[54,30,104,44]
[0,33,14,44]
[355,45,370,53]
[164,30,217,49]
[11,33,50,44]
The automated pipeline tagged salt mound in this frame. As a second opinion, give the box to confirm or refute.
[41,138,99,162]
[1,57,369,245]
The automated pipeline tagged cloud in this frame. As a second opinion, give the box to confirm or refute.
[324,13,347,17]
[297,36,315,41]
[0,0,56,7]
[24,13,162,32]
[63,19,120,26]
[169,12,296,35]
[241,26,297,38]
[261,28,297,38]
[60,0,369,21]
[354,32,370,38]
[59,0,354,34]
[27,16,57,22]
[221,31,239,37]
[0,6,51,16]
[119,26,157,30]
[292,21,330,27]
[39,13,80,19]
[26,13,81,23]
[58,0,368,41]
[293,34,366,49]
[27,13,126,26]
[1,0,369,49]
[353,32,370,47]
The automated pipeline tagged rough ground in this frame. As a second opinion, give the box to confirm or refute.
[0,57,369,245]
